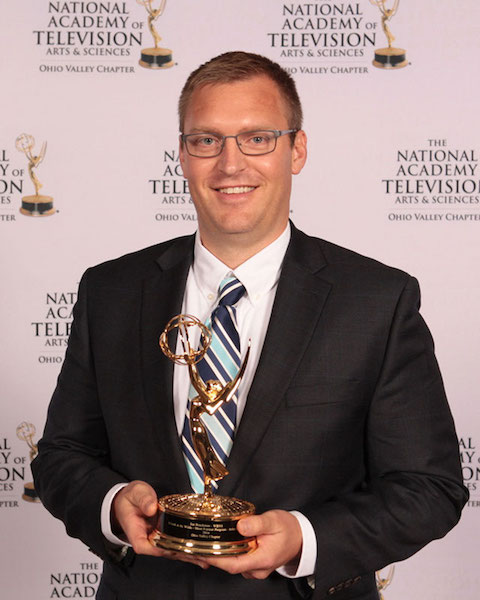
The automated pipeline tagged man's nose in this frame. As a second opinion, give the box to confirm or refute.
[216,136,247,175]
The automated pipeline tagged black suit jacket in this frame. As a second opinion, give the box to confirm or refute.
[33,225,467,600]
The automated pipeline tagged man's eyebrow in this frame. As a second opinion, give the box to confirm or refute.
[189,128,213,133]
[184,126,277,135]
[184,127,222,135]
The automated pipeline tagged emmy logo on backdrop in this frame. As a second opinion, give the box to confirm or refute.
[16,422,41,503]
[376,565,395,599]
[15,133,55,217]
[370,0,408,69]
[149,314,257,556]
[137,0,174,69]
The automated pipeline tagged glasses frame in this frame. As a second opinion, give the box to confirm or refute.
[180,129,298,158]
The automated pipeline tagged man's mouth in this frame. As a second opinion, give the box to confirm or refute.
[217,186,256,194]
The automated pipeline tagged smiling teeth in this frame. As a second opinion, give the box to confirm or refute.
[219,186,255,194]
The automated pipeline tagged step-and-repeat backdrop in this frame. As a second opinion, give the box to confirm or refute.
[1,1,479,598]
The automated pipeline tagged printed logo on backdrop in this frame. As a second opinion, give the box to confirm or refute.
[383,138,480,223]
[16,422,41,503]
[32,289,77,365]
[1,135,59,223]
[16,133,56,217]
[137,0,174,69]
[376,565,395,600]
[460,436,479,508]
[33,1,150,75]
[0,424,39,509]
[369,0,407,69]
[267,2,380,76]
[0,145,27,223]
[50,562,100,598]
[149,148,196,223]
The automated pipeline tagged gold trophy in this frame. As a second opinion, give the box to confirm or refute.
[15,133,55,216]
[376,565,395,600]
[370,0,408,69]
[137,0,174,69]
[16,422,41,503]
[149,314,257,555]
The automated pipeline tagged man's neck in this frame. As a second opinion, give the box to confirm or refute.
[198,226,289,269]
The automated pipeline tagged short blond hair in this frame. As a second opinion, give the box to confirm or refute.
[178,51,303,135]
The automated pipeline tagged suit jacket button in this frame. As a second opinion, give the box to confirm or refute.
[344,579,353,588]
[328,587,336,595]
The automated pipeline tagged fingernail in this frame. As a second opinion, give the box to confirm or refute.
[238,520,249,535]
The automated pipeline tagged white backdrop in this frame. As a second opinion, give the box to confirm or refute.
[1,1,479,598]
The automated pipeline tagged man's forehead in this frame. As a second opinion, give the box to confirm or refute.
[190,74,278,98]
[184,75,290,124]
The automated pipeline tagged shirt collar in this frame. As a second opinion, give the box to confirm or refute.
[192,224,291,306]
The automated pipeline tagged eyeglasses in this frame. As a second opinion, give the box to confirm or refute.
[180,129,298,158]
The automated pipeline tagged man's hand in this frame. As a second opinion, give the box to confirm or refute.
[112,487,301,576]
[111,480,208,567]
[202,509,303,579]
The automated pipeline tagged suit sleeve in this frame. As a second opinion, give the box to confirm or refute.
[304,276,468,598]
[32,270,129,562]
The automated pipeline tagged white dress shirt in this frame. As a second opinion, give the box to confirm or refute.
[101,224,316,579]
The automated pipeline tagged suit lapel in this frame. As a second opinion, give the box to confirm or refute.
[220,227,332,497]
[141,236,194,493]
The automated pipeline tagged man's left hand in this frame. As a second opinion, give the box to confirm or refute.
[201,509,302,579]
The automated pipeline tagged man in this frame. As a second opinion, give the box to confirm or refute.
[33,52,467,600]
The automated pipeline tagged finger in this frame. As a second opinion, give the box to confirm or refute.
[124,518,162,556]
[141,545,210,568]
[242,569,273,580]
[202,551,264,575]
[173,553,210,570]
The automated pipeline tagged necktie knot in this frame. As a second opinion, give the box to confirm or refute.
[218,276,246,307]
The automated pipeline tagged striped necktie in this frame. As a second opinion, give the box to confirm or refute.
[181,276,246,493]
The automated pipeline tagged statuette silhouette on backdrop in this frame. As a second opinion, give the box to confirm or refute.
[15,133,55,216]
[149,314,257,556]
[137,0,174,69]
[376,565,395,600]
[370,0,408,69]
[16,422,41,502]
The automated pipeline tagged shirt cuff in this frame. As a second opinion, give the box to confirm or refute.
[276,510,317,579]
[100,482,132,547]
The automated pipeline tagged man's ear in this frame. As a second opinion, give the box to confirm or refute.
[179,135,188,177]
[291,130,307,175]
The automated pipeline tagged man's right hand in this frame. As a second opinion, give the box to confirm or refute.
[111,480,209,568]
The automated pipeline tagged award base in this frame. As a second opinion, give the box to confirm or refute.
[139,47,174,69]
[22,481,41,503]
[20,195,55,217]
[372,48,408,69]
[149,493,257,556]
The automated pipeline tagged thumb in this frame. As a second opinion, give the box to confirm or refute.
[237,513,270,537]
[129,481,158,517]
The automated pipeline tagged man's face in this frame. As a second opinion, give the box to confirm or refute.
[179,75,307,255]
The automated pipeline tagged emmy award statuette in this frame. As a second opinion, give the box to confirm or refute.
[370,0,408,69]
[137,0,174,69]
[149,315,257,556]
[15,133,55,216]
[376,565,395,600]
[16,422,41,503]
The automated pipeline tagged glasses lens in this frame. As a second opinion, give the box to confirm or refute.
[186,134,222,157]
[238,131,276,155]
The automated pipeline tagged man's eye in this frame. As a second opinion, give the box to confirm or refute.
[197,136,217,146]
[244,132,273,145]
